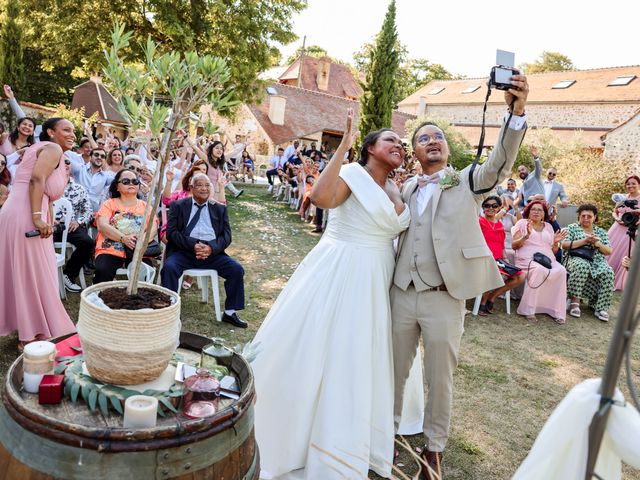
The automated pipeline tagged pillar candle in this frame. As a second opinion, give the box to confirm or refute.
[123,395,158,429]
[22,341,56,394]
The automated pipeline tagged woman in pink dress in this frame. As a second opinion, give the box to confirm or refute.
[512,200,568,324]
[607,175,640,291]
[0,118,77,350]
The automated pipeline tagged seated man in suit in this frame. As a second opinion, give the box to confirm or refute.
[161,173,247,328]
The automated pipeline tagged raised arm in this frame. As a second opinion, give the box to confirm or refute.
[310,109,358,209]
[469,74,529,192]
[4,85,26,120]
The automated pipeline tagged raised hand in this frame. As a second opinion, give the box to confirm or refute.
[339,108,359,150]
[553,229,567,244]
[505,73,529,116]
[3,85,14,100]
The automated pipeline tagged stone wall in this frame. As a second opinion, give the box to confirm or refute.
[603,112,640,168]
[423,103,640,129]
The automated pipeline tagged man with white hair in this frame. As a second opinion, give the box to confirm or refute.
[161,173,247,328]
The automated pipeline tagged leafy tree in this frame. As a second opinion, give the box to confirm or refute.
[22,48,76,105]
[353,41,454,106]
[20,0,306,104]
[285,45,328,65]
[405,116,474,171]
[358,0,399,134]
[0,0,26,94]
[520,51,574,74]
[103,23,238,294]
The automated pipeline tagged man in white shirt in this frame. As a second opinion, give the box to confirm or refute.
[266,147,286,192]
[66,148,115,212]
[543,167,569,208]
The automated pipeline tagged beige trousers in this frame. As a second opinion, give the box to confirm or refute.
[391,284,465,452]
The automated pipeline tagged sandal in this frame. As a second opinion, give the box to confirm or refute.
[595,311,609,322]
[182,281,192,290]
[525,315,538,323]
[554,317,567,325]
[485,300,494,314]
[568,303,581,318]
[478,304,489,316]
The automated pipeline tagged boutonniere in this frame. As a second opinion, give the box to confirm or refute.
[439,166,460,190]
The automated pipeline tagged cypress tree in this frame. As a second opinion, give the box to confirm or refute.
[0,0,26,94]
[358,0,399,134]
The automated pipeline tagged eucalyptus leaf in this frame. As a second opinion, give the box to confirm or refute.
[53,363,67,374]
[158,396,178,414]
[70,383,80,403]
[81,384,93,404]
[88,389,98,411]
[157,405,166,418]
[98,393,109,417]
[109,396,124,415]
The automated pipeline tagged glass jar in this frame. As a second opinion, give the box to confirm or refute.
[200,340,233,371]
[181,368,220,419]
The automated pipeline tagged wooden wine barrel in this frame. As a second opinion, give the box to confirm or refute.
[0,332,259,480]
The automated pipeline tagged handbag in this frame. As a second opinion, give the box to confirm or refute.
[532,252,552,269]
[568,241,595,262]
[124,240,162,260]
[527,252,552,289]
[496,258,521,277]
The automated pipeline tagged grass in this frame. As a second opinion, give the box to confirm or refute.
[1,183,639,479]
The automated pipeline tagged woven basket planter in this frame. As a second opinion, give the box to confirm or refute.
[77,281,181,385]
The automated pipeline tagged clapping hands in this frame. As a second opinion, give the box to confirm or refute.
[553,229,567,244]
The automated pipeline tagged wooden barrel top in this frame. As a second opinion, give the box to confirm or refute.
[1,331,256,452]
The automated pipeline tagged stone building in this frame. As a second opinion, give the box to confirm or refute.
[398,66,640,152]
[601,108,640,167]
[203,82,415,167]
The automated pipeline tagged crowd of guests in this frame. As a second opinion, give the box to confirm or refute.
[264,137,639,326]
[0,85,253,348]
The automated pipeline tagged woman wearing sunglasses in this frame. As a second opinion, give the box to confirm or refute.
[93,169,158,283]
[477,196,525,315]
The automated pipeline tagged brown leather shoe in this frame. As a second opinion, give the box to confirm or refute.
[420,447,442,480]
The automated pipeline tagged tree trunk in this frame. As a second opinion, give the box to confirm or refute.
[127,112,180,295]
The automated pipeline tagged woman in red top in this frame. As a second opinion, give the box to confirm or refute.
[478,196,525,315]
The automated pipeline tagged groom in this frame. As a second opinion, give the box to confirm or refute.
[392,74,529,479]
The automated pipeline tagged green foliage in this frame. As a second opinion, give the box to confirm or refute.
[285,44,328,65]
[0,0,26,94]
[519,129,633,228]
[358,0,400,134]
[404,116,475,171]
[20,0,306,105]
[21,48,76,105]
[50,104,99,140]
[520,51,574,74]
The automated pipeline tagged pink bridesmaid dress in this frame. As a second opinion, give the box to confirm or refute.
[607,198,639,291]
[512,219,567,321]
[0,142,76,341]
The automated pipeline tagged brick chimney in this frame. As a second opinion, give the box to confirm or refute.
[268,95,286,125]
[316,59,331,91]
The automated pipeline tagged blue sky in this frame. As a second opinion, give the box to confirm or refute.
[278,0,640,77]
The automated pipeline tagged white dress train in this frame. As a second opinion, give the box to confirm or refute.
[252,163,423,479]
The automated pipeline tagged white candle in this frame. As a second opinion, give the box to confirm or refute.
[23,341,56,360]
[123,395,158,429]
[23,372,45,393]
[23,341,56,393]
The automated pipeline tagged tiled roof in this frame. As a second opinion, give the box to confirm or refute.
[278,56,363,99]
[248,83,415,145]
[71,78,128,124]
[400,66,640,107]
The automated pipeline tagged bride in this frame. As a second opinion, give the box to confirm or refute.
[252,109,422,479]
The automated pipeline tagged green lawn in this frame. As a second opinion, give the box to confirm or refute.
[1,183,638,479]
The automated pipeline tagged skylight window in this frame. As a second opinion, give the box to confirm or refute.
[462,85,481,94]
[608,75,636,86]
[266,86,278,95]
[428,87,445,95]
[552,80,576,89]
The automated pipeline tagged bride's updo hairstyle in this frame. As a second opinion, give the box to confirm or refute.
[358,128,394,166]
[39,117,66,142]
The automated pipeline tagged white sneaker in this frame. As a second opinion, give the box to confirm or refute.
[595,311,609,322]
[267,185,273,193]
[63,274,82,293]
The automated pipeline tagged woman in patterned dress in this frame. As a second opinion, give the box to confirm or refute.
[561,204,614,321]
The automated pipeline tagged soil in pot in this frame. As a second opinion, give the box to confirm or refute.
[99,287,173,310]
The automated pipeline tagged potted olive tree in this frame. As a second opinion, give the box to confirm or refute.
[77,23,238,385]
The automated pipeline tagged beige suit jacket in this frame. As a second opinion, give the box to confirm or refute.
[396,121,526,300]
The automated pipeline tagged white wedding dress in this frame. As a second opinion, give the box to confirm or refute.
[252,163,423,480]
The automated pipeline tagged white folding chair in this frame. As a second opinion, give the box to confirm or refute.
[53,198,73,299]
[177,269,221,322]
[115,262,157,283]
[472,291,511,315]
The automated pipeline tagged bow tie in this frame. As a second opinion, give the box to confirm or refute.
[417,173,440,188]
